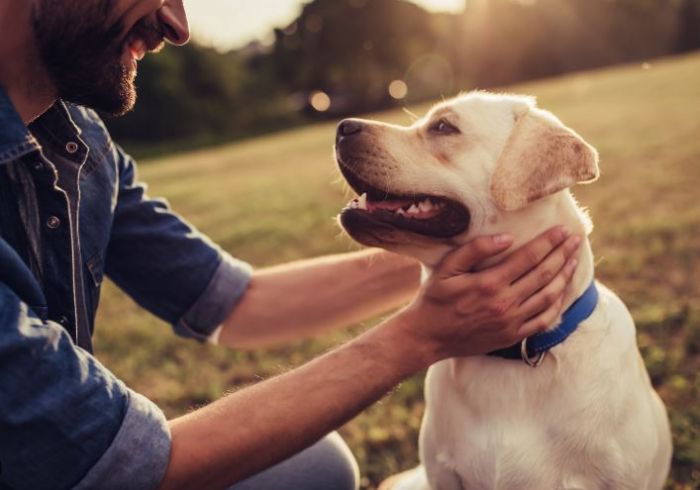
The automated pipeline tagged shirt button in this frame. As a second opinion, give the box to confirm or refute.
[58,316,70,326]
[33,161,44,171]
[46,216,61,229]
[65,141,79,154]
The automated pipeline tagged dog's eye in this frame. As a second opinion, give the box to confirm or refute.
[429,119,459,135]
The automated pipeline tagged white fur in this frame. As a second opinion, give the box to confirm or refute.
[343,92,672,489]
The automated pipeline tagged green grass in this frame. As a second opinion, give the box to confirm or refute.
[94,52,700,488]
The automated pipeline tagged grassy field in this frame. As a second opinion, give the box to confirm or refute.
[95,52,700,488]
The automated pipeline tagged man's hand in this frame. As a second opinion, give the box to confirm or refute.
[159,227,581,490]
[393,227,581,365]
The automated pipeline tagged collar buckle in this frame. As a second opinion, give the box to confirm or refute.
[520,337,546,368]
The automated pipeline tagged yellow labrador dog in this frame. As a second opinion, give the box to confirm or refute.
[334,92,672,490]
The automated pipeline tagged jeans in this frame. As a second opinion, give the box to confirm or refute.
[231,433,360,490]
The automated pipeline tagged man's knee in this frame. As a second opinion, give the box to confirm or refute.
[231,432,359,490]
[311,432,360,490]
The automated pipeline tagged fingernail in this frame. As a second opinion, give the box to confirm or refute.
[494,233,513,245]
[572,235,582,247]
[567,258,578,272]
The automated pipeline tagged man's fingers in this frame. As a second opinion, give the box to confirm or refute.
[437,234,513,278]
[492,226,570,283]
[517,295,566,338]
[517,258,576,319]
[511,235,581,301]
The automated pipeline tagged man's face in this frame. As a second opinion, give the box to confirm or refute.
[31,0,189,116]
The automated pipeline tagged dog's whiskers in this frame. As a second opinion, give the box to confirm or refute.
[403,107,420,123]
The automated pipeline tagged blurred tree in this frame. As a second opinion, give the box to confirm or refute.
[676,0,700,52]
[455,0,679,87]
[106,43,298,145]
[271,0,439,113]
[103,0,695,151]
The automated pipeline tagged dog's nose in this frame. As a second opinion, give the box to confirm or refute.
[337,119,363,143]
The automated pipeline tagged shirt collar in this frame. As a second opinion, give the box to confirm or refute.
[0,86,84,166]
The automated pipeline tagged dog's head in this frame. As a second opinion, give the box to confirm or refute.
[335,92,599,265]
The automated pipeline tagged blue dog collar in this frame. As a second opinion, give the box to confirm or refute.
[488,281,599,366]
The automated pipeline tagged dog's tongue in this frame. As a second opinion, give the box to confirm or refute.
[367,198,413,212]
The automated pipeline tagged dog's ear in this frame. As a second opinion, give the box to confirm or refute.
[490,108,599,211]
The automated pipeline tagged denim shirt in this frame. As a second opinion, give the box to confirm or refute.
[0,88,252,489]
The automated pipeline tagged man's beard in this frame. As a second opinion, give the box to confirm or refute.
[31,0,162,116]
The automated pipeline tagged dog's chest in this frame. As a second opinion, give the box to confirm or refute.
[419,292,651,489]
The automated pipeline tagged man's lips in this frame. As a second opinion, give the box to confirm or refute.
[124,17,166,63]
[127,36,147,61]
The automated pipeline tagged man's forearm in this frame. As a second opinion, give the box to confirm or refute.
[219,249,421,348]
[160,315,430,490]
[160,229,580,490]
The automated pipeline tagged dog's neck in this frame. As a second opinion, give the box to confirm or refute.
[487,190,594,317]
[425,190,595,328]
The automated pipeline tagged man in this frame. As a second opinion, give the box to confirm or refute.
[0,1,582,489]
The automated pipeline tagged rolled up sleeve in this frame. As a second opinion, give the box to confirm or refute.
[105,145,252,340]
[0,282,171,490]
[73,391,171,490]
[175,251,252,341]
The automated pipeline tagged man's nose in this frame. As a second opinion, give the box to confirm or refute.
[158,0,190,45]
[336,119,364,144]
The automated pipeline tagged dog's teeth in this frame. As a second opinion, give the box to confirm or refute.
[396,208,407,216]
[418,200,432,212]
[357,193,368,210]
[408,204,420,214]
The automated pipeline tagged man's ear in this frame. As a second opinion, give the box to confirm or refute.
[490,108,600,212]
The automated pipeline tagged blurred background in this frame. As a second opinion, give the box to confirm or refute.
[106,0,700,154]
[95,1,700,488]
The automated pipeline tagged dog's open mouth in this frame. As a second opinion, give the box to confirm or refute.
[339,167,470,238]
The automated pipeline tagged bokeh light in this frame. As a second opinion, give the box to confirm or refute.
[388,80,409,99]
[309,91,331,112]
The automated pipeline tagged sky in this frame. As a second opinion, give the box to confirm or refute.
[186,0,466,50]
